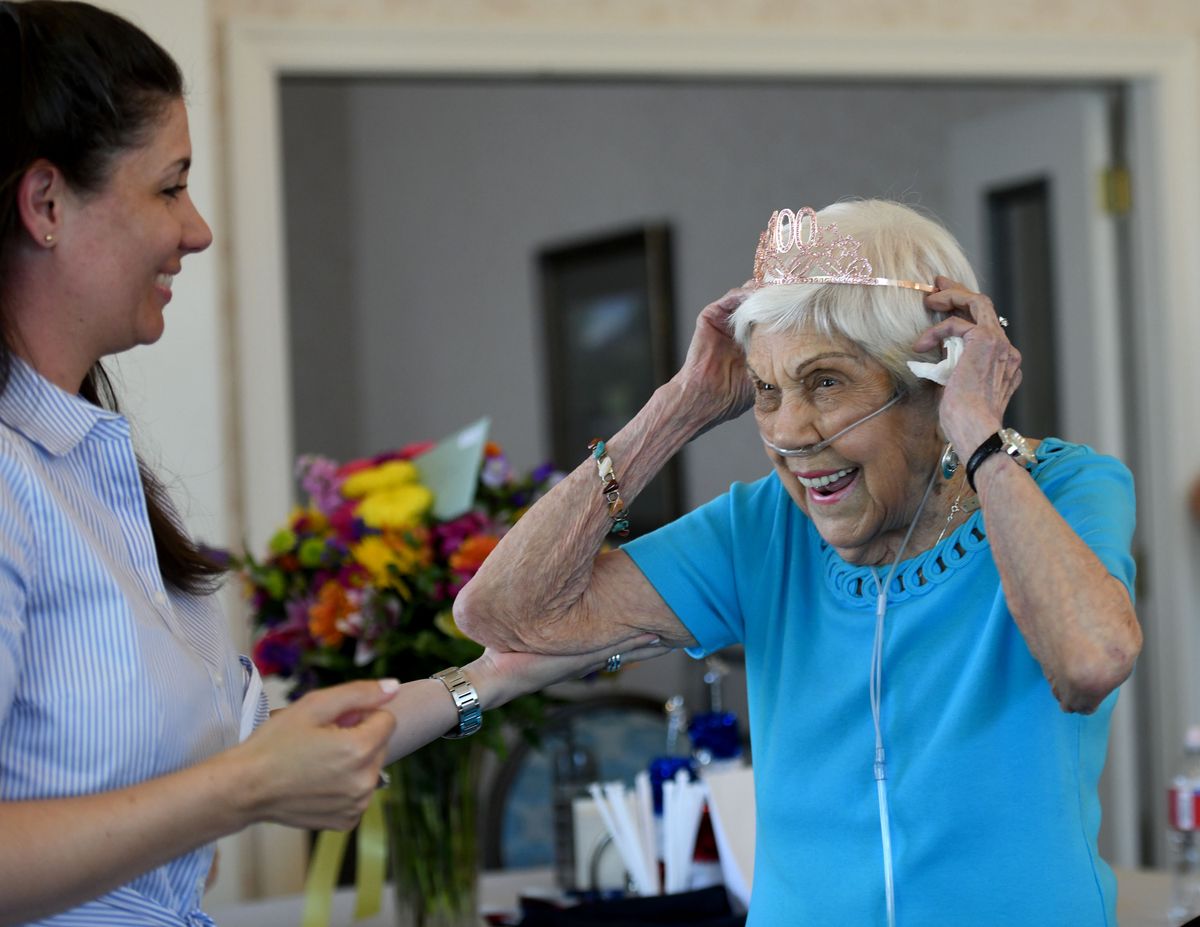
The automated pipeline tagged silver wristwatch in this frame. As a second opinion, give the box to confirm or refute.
[431,666,482,739]
[998,427,1036,467]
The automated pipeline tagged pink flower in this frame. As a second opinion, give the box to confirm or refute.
[328,500,366,543]
[432,511,491,557]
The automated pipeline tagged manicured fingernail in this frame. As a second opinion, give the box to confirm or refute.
[379,678,401,694]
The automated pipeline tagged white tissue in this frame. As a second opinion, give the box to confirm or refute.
[907,336,963,386]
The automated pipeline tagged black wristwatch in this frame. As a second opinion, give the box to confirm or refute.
[965,427,1036,492]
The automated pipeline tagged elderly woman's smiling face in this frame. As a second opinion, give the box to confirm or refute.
[747,326,945,565]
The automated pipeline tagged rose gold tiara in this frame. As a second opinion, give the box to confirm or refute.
[752,207,935,293]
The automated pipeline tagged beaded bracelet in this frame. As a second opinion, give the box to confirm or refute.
[586,438,631,537]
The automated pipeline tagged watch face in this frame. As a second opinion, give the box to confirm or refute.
[998,427,1036,466]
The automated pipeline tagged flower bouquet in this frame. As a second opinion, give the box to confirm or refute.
[238,422,562,926]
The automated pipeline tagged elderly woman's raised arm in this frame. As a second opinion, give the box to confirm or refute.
[919,278,1142,714]
[454,289,756,655]
[970,451,1140,714]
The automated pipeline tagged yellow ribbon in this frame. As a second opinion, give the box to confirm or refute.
[353,789,387,919]
[299,789,388,927]
[300,828,348,927]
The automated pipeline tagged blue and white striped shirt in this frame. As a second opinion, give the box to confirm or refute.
[0,359,267,926]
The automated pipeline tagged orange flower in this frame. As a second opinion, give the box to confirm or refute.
[308,580,354,647]
[449,534,500,572]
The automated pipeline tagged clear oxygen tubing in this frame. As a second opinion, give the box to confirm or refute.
[760,392,904,459]
[866,459,941,927]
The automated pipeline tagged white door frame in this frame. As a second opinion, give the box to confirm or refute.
[222,21,1200,883]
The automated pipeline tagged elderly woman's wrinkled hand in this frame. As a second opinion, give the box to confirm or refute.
[673,284,759,436]
[470,634,672,706]
[916,276,1023,459]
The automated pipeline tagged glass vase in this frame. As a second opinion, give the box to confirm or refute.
[384,739,482,927]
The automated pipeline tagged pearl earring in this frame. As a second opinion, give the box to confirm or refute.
[43,233,55,245]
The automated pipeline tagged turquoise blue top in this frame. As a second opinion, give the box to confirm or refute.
[624,438,1135,927]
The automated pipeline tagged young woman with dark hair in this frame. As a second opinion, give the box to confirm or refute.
[0,4,664,924]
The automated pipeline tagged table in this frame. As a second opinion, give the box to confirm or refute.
[208,865,1182,926]
[1115,867,1182,927]
[207,868,558,927]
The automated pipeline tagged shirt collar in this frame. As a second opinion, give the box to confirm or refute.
[0,357,121,456]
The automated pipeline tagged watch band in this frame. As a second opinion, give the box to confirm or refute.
[431,666,482,739]
[965,428,1035,493]
[965,433,1005,493]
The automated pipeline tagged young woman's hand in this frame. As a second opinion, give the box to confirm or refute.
[223,680,399,831]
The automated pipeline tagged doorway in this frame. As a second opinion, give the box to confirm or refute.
[279,74,1144,866]
[223,23,1200,892]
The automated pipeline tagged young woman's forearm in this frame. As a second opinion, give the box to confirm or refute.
[382,678,461,763]
[383,641,674,766]
[0,679,397,924]
[0,753,249,925]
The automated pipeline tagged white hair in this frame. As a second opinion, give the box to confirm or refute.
[731,199,978,391]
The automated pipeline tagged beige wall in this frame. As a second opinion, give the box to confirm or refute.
[211,0,1200,33]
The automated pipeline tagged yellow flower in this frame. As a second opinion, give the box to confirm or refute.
[355,484,434,529]
[351,535,416,592]
[290,505,329,534]
[341,460,421,499]
[383,526,433,570]
[434,608,470,640]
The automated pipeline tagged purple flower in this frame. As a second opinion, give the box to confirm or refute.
[296,455,344,515]
[198,544,233,568]
[253,631,302,678]
[283,598,311,631]
[531,462,557,484]
[481,454,512,489]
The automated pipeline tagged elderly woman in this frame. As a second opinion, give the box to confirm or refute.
[456,199,1141,926]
